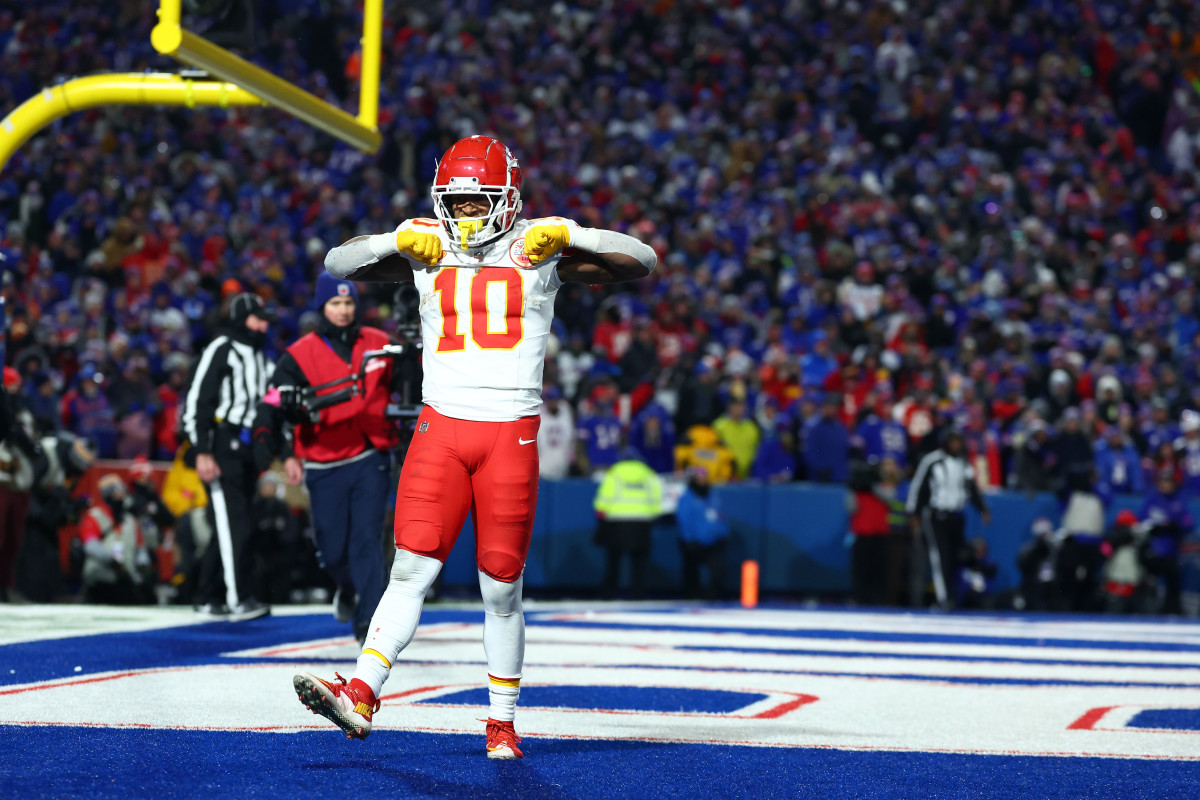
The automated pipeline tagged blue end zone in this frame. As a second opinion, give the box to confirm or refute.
[2,726,1198,800]
[416,685,767,714]
[0,610,487,688]
[1128,709,1200,731]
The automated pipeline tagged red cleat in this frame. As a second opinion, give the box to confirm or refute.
[293,672,380,740]
[486,718,524,759]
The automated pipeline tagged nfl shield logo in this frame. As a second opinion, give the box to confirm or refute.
[419,422,429,433]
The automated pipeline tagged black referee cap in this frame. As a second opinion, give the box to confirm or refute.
[229,292,278,323]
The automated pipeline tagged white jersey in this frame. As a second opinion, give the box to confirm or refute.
[396,216,576,422]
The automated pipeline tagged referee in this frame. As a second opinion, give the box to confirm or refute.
[907,428,991,609]
[181,293,275,620]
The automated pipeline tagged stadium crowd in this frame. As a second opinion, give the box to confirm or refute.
[3,0,1200,610]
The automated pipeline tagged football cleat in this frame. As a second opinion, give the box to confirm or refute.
[293,672,380,740]
[485,718,524,759]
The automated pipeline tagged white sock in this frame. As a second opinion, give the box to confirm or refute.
[352,550,443,697]
[488,676,520,722]
[479,570,525,721]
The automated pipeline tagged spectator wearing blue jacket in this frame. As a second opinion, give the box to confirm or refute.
[577,396,623,476]
[1141,398,1180,455]
[1095,426,1145,497]
[752,412,797,483]
[855,408,909,468]
[800,331,838,389]
[804,394,849,484]
[675,467,731,599]
[629,402,676,474]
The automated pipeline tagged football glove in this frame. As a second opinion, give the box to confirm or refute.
[396,230,444,265]
[523,223,571,266]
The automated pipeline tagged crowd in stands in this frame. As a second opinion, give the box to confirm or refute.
[3,1,1200,606]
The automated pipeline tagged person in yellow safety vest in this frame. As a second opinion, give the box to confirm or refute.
[712,398,761,479]
[162,442,208,518]
[674,424,735,484]
[161,442,210,603]
[593,454,664,599]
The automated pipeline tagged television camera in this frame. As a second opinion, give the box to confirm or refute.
[275,283,424,426]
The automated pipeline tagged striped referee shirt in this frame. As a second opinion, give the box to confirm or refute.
[907,449,987,515]
[181,333,272,455]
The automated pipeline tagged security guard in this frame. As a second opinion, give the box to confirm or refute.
[253,273,397,642]
[592,453,663,599]
[182,292,275,620]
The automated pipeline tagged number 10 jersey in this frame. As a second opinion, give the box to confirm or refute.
[396,217,571,422]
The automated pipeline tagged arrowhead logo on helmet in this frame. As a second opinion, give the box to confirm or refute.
[431,136,523,250]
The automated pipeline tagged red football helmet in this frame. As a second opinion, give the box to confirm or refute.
[431,135,523,249]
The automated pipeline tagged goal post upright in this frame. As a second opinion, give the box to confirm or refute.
[150,0,382,153]
[358,0,383,131]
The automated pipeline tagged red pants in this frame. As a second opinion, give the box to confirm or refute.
[394,406,539,582]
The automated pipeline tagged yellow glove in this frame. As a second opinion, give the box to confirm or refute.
[523,223,571,266]
[395,229,444,265]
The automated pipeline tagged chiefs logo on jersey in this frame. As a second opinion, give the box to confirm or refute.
[509,237,532,268]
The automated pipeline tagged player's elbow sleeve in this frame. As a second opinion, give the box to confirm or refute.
[325,236,393,280]
[324,244,364,279]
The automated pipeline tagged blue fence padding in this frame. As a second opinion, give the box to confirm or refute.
[760,484,850,592]
[434,480,1199,596]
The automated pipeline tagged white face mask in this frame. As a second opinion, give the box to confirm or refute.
[431,178,522,250]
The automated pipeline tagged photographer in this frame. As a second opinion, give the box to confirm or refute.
[253,273,397,643]
[81,474,154,605]
[0,368,36,599]
[181,292,275,620]
[18,432,97,602]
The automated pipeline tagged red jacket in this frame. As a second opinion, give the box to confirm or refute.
[850,490,890,537]
[289,328,399,463]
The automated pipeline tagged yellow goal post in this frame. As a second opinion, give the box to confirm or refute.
[0,0,383,174]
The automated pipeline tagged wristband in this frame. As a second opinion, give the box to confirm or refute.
[569,226,602,252]
[368,232,401,259]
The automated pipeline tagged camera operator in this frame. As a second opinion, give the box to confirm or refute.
[181,292,275,621]
[253,273,397,643]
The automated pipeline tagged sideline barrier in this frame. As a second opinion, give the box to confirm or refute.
[59,467,1177,598]
[440,479,1183,596]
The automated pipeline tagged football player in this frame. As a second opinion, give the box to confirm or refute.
[293,136,656,758]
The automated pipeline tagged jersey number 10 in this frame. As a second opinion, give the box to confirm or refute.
[434,267,524,352]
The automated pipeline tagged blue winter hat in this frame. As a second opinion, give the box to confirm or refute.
[315,272,359,309]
